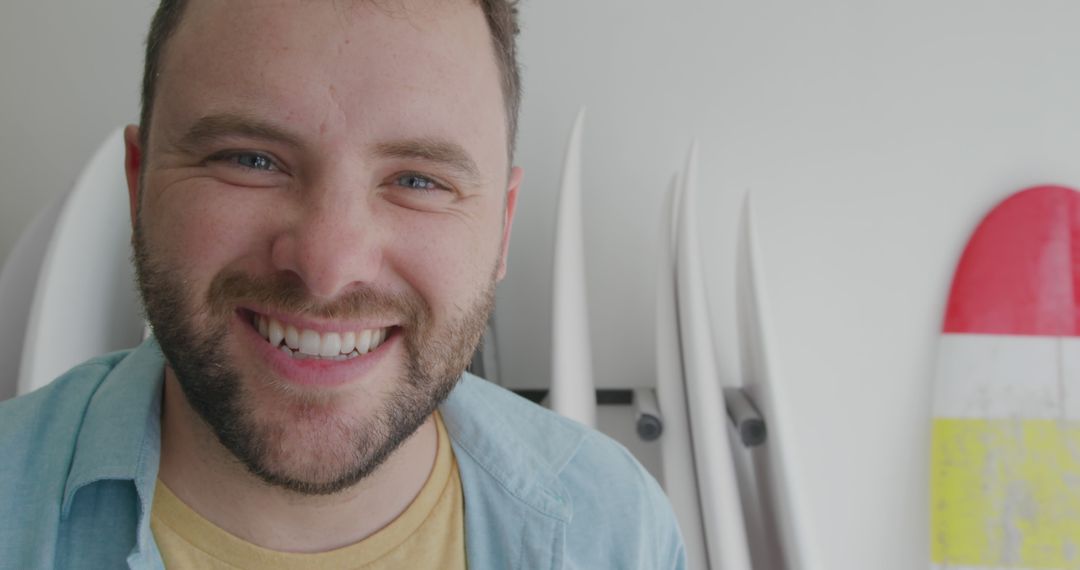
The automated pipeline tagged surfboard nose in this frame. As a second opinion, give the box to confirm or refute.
[944,185,1080,337]
[933,185,1080,568]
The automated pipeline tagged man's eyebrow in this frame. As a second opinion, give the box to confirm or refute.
[372,138,484,185]
[176,114,304,152]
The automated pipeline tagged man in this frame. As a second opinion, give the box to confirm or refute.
[0,0,685,568]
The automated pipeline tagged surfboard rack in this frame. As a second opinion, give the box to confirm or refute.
[510,386,767,447]
[724,388,767,447]
[509,388,665,441]
[512,388,633,405]
[633,388,663,441]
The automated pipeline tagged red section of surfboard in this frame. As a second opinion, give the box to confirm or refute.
[943,185,1080,337]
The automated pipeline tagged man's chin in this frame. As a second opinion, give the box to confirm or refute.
[227,402,382,495]
[216,366,441,496]
[245,431,371,495]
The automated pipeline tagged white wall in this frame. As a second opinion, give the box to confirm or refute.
[508,2,1080,569]
[0,1,154,264]
[4,2,1080,570]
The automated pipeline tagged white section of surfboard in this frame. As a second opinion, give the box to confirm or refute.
[736,191,816,569]
[18,128,144,395]
[0,191,65,400]
[676,141,752,570]
[549,108,597,427]
[935,334,1080,420]
[655,171,709,570]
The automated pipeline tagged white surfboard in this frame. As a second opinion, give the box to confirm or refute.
[735,191,815,570]
[676,141,752,569]
[17,128,145,395]
[655,171,709,570]
[549,108,597,427]
[0,191,66,400]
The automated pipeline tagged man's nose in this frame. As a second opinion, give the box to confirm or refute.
[269,186,383,300]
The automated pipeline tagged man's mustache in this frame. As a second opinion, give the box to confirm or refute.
[206,270,430,326]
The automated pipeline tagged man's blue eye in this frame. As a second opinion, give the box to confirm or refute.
[396,174,441,191]
[209,151,277,171]
[233,153,275,171]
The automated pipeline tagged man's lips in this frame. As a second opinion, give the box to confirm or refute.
[234,308,401,388]
[242,309,394,360]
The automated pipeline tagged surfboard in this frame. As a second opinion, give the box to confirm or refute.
[931,185,1080,569]
[549,108,597,427]
[18,128,144,395]
[655,171,709,570]
[735,191,812,569]
[676,141,752,570]
[0,191,65,400]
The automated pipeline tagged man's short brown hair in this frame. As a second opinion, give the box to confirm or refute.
[138,0,522,157]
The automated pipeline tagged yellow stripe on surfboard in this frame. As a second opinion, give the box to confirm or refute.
[931,418,1080,568]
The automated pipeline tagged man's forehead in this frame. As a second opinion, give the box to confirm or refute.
[162,0,490,79]
[178,0,480,36]
[160,0,495,102]
[151,0,508,169]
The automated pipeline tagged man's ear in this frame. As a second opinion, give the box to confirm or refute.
[496,166,523,282]
[123,125,143,231]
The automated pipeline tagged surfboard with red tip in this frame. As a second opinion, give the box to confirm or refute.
[931,185,1080,570]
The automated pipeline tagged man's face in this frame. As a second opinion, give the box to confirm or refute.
[127,0,519,494]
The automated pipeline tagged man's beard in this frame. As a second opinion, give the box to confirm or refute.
[132,223,493,496]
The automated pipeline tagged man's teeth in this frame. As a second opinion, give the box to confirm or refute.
[253,315,389,359]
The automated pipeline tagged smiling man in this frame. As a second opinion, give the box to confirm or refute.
[0,0,685,568]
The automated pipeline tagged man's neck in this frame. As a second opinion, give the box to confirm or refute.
[156,369,438,553]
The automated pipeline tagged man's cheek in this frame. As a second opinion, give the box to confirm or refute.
[396,215,501,272]
[153,202,271,270]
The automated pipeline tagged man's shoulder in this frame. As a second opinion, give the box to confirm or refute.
[443,374,604,479]
[0,351,134,560]
[443,375,686,567]
[0,345,166,568]
[555,419,685,567]
[444,373,664,491]
[0,350,130,447]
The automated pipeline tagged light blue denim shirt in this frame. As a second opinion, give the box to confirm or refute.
[0,339,685,569]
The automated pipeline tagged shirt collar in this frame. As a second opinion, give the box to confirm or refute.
[62,337,165,518]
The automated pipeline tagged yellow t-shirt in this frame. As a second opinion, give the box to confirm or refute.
[151,413,466,569]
